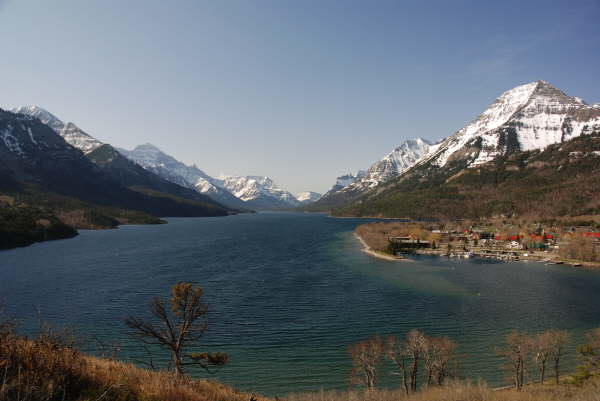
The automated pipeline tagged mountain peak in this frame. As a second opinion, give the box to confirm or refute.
[134,143,162,152]
[10,105,65,132]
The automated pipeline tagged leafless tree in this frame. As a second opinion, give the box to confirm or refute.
[501,330,531,391]
[124,282,228,376]
[348,334,384,390]
[423,336,458,386]
[547,330,569,386]
[531,331,552,384]
[386,330,428,393]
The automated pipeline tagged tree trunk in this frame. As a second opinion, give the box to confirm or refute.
[411,357,419,392]
[540,363,545,384]
[555,357,560,385]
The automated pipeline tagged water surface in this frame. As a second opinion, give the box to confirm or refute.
[1,212,600,395]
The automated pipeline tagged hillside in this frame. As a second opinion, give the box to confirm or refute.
[118,143,252,210]
[0,108,230,219]
[86,144,234,212]
[308,81,600,218]
[334,131,600,219]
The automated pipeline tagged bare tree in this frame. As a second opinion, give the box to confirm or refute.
[547,330,569,386]
[406,329,427,392]
[386,334,410,394]
[532,331,552,384]
[347,334,384,391]
[423,336,458,386]
[501,331,531,391]
[124,282,228,376]
[386,330,427,393]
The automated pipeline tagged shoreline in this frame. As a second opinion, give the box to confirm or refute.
[353,233,412,262]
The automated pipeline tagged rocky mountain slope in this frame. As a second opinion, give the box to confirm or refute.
[10,106,103,154]
[415,80,600,169]
[295,191,322,204]
[116,144,248,210]
[215,175,300,210]
[119,144,305,210]
[0,108,230,219]
[307,138,433,210]
[329,80,600,218]
[86,144,232,210]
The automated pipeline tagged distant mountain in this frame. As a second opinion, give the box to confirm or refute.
[215,175,300,210]
[1,108,230,218]
[325,172,365,196]
[10,106,103,153]
[118,144,305,210]
[351,138,433,190]
[414,80,600,169]
[86,144,232,211]
[307,138,434,211]
[117,144,250,210]
[331,80,600,219]
[295,191,321,204]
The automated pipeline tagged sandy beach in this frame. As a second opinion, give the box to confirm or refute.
[354,233,412,262]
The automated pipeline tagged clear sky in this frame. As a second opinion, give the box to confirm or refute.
[1,0,599,194]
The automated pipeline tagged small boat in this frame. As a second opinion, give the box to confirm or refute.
[571,263,583,267]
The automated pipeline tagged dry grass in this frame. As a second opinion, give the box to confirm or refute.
[355,222,440,252]
[3,323,600,401]
[0,326,266,401]
[285,380,600,401]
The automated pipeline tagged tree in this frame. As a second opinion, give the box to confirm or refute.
[423,336,458,386]
[386,330,428,394]
[532,331,552,384]
[546,330,569,385]
[124,282,228,376]
[501,331,531,391]
[348,334,384,390]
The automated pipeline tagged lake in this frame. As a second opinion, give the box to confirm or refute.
[1,212,600,395]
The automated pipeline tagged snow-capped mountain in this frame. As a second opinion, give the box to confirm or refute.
[312,139,433,207]
[215,175,300,209]
[0,108,230,217]
[345,138,433,192]
[295,191,322,204]
[417,80,600,168]
[10,106,103,153]
[117,144,248,210]
[324,172,365,195]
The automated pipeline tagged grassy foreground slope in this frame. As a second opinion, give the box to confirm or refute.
[3,323,600,401]
[334,132,600,220]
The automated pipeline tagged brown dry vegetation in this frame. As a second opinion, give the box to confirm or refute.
[355,222,440,252]
[559,236,600,262]
[0,326,264,401]
[285,380,600,401]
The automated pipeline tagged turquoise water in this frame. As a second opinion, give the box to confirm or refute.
[1,212,600,395]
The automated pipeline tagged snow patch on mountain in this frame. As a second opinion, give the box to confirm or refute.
[215,175,299,207]
[419,80,600,168]
[346,138,433,192]
[296,191,322,204]
[9,106,103,153]
[118,144,223,195]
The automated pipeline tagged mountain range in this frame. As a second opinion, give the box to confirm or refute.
[308,80,600,219]
[117,144,317,210]
[3,79,598,245]
[0,107,231,238]
[8,107,319,211]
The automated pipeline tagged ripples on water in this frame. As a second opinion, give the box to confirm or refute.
[1,212,600,395]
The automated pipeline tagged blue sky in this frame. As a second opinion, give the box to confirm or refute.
[1,0,599,193]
